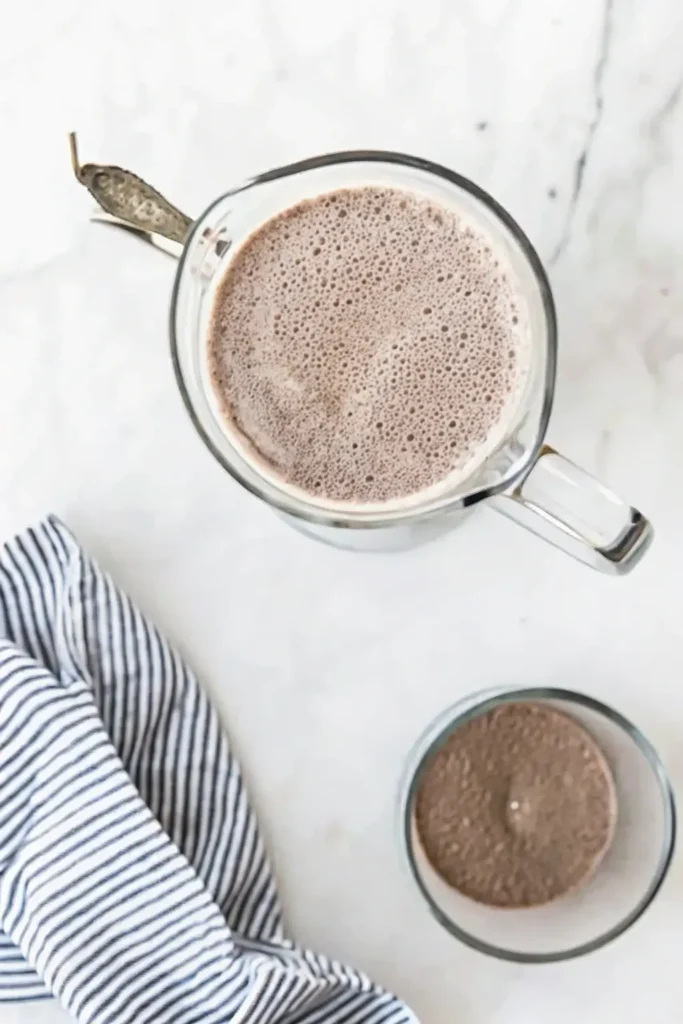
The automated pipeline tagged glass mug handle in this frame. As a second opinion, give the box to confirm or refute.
[489,445,653,574]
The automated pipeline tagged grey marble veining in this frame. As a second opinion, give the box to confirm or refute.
[1,1,683,1021]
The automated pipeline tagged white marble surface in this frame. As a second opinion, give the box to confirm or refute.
[1,0,683,1021]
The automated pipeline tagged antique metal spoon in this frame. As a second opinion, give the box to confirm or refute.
[69,132,193,258]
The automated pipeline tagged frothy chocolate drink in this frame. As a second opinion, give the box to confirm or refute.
[414,703,617,909]
[207,185,531,505]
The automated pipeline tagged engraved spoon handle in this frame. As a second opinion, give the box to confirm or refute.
[69,132,193,258]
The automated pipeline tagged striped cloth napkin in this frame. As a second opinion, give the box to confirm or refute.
[0,516,416,1024]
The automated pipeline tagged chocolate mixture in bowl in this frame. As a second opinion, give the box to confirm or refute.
[414,702,617,909]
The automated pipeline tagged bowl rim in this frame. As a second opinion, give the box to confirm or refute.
[398,685,677,963]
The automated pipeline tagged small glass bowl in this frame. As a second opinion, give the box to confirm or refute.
[398,687,676,963]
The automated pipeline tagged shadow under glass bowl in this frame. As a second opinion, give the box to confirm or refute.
[398,686,676,963]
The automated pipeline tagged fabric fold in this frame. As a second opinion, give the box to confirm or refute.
[0,516,414,1024]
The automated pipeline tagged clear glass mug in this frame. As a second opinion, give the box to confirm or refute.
[72,139,653,573]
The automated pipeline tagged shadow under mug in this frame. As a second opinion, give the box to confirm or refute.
[74,143,653,573]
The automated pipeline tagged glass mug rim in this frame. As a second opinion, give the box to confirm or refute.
[169,149,558,529]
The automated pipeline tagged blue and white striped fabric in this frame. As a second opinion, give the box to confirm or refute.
[0,516,416,1024]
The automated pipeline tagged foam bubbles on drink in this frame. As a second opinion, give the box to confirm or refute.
[208,186,531,504]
